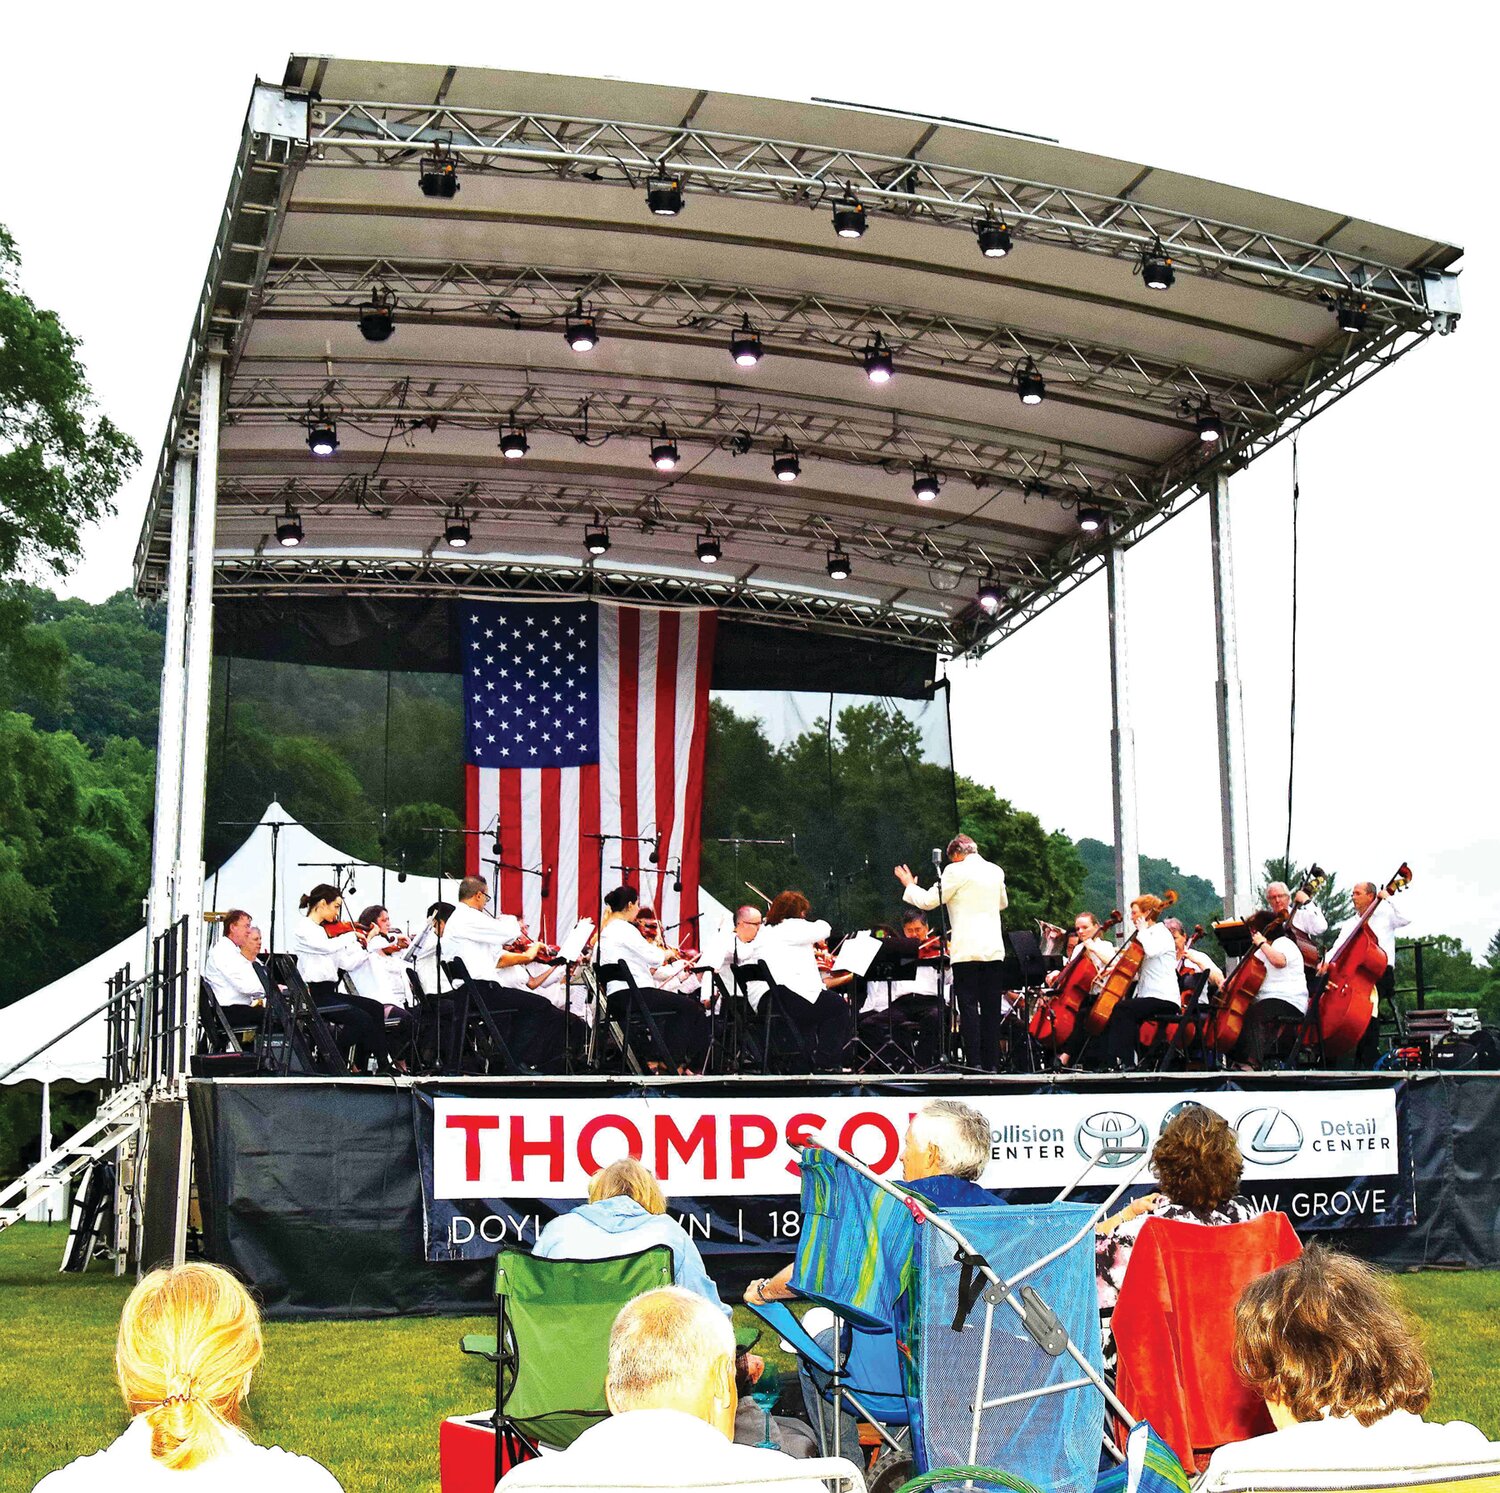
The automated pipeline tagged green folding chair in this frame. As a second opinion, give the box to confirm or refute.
[459,1245,675,1484]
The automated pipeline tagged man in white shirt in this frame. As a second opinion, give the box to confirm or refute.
[498,1287,836,1493]
[1265,879,1329,945]
[721,905,768,1008]
[1320,880,1411,1066]
[203,910,269,1031]
[445,875,568,1071]
[895,834,1008,1070]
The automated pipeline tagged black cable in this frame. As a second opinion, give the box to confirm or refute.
[1285,438,1300,874]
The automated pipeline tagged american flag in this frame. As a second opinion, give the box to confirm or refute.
[462,601,717,945]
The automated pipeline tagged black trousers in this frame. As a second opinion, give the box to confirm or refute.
[1101,996,1181,1069]
[952,961,1006,1071]
[614,985,713,1071]
[1234,998,1306,1068]
[468,982,571,1072]
[308,981,392,1070]
[1353,968,1396,1068]
[771,986,854,1070]
[859,994,944,1068]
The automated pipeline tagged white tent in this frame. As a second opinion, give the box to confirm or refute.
[0,801,734,1087]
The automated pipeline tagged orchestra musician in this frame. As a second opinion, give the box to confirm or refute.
[861,909,945,1067]
[1099,894,1179,1070]
[637,906,702,997]
[203,909,268,1030]
[756,890,854,1069]
[895,835,1008,1071]
[1048,911,1117,1067]
[598,885,713,1071]
[443,874,569,1071]
[351,904,414,1008]
[1320,880,1410,1066]
[406,900,464,1068]
[290,884,394,1072]
[1235,918,1309,1070]
[492,923,588,1060]
[1266,879,1329,949]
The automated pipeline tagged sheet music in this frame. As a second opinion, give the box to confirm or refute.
[558,918,594,963]
[834,929,883,977]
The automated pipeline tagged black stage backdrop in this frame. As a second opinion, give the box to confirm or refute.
[189,1073,1500,1321]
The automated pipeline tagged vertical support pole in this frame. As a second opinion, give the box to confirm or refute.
[1209,471,1253,917]
[147,454,195,943]
[175,350,224,1069]
[1106,536,1140,915]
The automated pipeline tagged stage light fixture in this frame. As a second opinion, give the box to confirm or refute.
[650,427,680,471]
[772,439,801,482]
[832,191,868,238]
[862,332,894,384]
[499,426,529,458]
[1336,296,1370,333]
[912,467,941,502]
[696,531,721,564]
[1078,505,1105,533]
[977,576,1002,614]
[306,414,338,457]
[275,504,304,548]
[418,151,461,198]
[1196,405,1224,443]
[1140,242,1175,291]
[585,523,610,556]
[729,315,764,367]
[445,508,471,548]
[826,546,851,580]
[976,218,1013,258]
[646,171,684,216]
[1016,359,1046,405]
[564,301,598,351]
[357,286,397,341]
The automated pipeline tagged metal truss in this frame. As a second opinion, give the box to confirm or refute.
[207,553,962,653]
[225,370,1156,509]
[257,256,1280,426]
[213,472,1057,585]
[305,97,1445,316]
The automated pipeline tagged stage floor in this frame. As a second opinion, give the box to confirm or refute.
[187,1069,1500,1319]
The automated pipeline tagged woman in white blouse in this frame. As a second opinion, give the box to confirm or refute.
[756,890,853,1069]
[1098,893,1181,1070]
[33,1261,342,1491]
[290,883,392,1072]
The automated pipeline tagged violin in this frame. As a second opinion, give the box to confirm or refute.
[1029,909,1123,1049]
[507,925,562,961]
[639,919,698,968]
[1085,891,1179,1037]
[1314,862,1412,1061]
[324,920,370,947]
[1207,865,1325,1054]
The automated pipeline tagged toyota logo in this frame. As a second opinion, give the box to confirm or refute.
[1235,1106,1304,1166]
[1075,1111,1150,1168]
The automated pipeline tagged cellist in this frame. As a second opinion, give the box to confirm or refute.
[1098,895,1179,1070]
[1234,922,1308,1069]
[1320,881,1409,1065]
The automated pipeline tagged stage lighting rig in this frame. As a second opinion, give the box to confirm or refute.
[977,576,1002,614]
[418,148,461,198]
[976,217,1013,258]
[826,546,851,580]
[306,413,338,457]
[650,427,680,471]
[646,170,684,216]
[832,191,867,238]
[1139,241,1175,291]
[499,425,529,458]
[445,508,471,548]
[696,531,721,564]
[1077,505,1105,534]
[912,467,941,502]
[275,503,304,548]
[1016,359,1046,405]
[1195,403,1224,443]
[862,332,895,384]
[357,285,397,341]
[564,301,598,351]
[772,439,802,482]
[729,315,764,367]
[585,522,610,556]
[1336,295,1370,333]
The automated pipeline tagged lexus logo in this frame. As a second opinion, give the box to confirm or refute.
[1235,1106,1304,1166]
[1075,1111,1150,1168]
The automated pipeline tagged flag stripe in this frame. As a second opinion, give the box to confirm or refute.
[465,763,482,877]
[500,770,524,917]
[651,611,680,924]
[617,608,641,885]
[578,761,602,926]
[679,609,718,943]
[539,768,561,943]
[557,767,581,939]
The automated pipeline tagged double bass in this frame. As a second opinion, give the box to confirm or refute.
[1029,910,1122,1049]
[1207,865,1327,1054]
[1315,863,1413,1062]
[1086,891,1179,1037]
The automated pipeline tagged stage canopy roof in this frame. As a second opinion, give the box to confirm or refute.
[133,57,1462,656]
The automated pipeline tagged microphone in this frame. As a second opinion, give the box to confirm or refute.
[542,866,553,900]
[397,853,407,885]
[492,835,502,856]
[931,846,943,870]
[648,836,661,865]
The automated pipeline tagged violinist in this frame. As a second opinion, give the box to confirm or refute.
[1320,881,1409,1066]
[290,883,394,1072]
[354,904,414,1006]
[407,901,454,998]
[598,885,713,1071]
[757,890,854,1069]
[1098,894,1179,1070]
[637,906,702,998]
[861,910,945,1067]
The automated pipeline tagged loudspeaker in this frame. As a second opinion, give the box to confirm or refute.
[138,1098,192,1273]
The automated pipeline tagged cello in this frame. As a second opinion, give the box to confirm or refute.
[1136,924,1207,1053]
[1207,865,1327,1055]
[1030,910,1122,1049]
[1314,863,1413,1062]
[1084,891,1178,1038]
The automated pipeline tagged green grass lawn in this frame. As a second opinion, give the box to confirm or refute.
[2,1224,1498,1492]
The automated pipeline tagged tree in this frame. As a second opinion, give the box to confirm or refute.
[957,779,1085,930]
[1075,838,1226,954]
[0,226,139,583]
[1258,855,1353,934]
[1484,926,1500,973]
[1409,934,1483,1006]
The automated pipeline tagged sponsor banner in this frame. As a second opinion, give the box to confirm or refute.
[414,1085,1413,1262]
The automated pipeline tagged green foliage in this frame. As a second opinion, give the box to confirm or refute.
[1485,927,1500,972]
[1075,836,1227,953]
[0,226,139,581]
[957,779,1086,931]
[1259,854,1353,932]
[385,802,466,879]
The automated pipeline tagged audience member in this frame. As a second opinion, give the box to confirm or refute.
[534,1159,729,1315]
[497,1287,834,1493]
[1095,1104,1258,1369]
[1200,1245,1500,1487]
[33,1261,342,1490]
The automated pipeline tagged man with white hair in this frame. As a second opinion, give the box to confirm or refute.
[746,1100,1003,1454]
[498,1287,833,1493]
[894,834,1009,1070]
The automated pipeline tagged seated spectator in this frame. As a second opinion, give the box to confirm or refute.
[534,1158,729,1316]
[1095,1104,1258,1369]
[1200,1245,1500,1487]
[33,1261,342,1490]
[748,1099,1003,1452]
[498,1287,833,1493]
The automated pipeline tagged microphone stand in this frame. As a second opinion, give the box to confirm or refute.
[582,832,659,1073]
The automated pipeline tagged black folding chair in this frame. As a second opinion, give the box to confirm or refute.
[258,954,349,1076]
[594,961,680,1074]
[442,958,528,1075]
[191,979,259,1077]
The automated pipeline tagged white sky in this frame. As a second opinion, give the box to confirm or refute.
[2,3,1492,953]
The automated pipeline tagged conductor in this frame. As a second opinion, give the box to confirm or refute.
[895,834,1008,1070]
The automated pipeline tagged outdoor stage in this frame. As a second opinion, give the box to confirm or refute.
[188,1069,1500,1320]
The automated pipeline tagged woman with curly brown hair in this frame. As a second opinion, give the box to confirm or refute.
[756,890,854,1068]
[1199,1244,1498,1486]
[1094,1104,1259,1368]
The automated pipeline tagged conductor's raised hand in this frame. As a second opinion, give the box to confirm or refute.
[893,864,916,888]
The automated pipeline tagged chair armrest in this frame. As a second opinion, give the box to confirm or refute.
[746,1300,835,1374]
[459,1332,499,1361]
